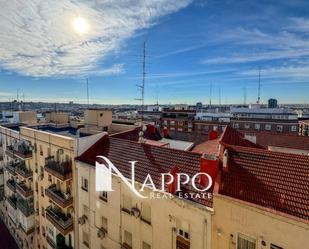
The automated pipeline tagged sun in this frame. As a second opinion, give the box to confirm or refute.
[72,16,90,34]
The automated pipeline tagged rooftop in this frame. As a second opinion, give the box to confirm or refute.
[244,132,309,152]
[76,135,213,207]
[219,145,309,220]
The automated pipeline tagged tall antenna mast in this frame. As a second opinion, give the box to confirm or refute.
[219,87,221,106]
[135,41,146,120]
[156,82,159,107]
[257,67,261,104]
[86,78,89,107]
[209,83,212,106]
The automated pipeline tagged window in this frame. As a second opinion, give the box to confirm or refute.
[41,186,44,197]
[213,126,218,131]
[39,145,43,156]
[142,242,151,249]
[141,203,151,224]
[291,125,297,132]
[82,177,88,191]
[270,244,283,249]
[245,123,250,129]
[276,125,283,133]
[124,230,132,247]
[254,124,260,130]
[237,234,256,249]
[41,207,45,217]
[170,121,175,126]
[83,231,89,247]
[265,124,271,131]
[122,195,132,213]
[233,123,239,129]
[101,216,108,233]
[100,191,108,202]
[178,229,190,240]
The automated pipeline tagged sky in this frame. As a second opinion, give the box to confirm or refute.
[0,0,309,105]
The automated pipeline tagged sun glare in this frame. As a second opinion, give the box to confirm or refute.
[72,16,90,34]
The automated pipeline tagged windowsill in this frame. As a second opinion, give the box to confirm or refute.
[81,187,88,192]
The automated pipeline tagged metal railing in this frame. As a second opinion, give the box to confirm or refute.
[45,184,73,208]
[45,159,72,180]
[45,206,73,231]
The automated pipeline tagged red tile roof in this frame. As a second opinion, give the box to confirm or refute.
[193,138,220,156]
[111,125,162,141]
[76,135,213,207]
[220,126,263,148]
[243,132,309,151]
[219,145,309,220]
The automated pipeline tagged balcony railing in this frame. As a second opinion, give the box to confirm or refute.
[7,195,17,209]
[16,196,34,217]
[45,206,73,235]
[7,179,16,192]
[45,159,72,181]
[15,163,33,178]
[46,236,56,249]
[5,162,17,175]
[16,182,33,198]
[6,144,33,159]
[45,184,73,208]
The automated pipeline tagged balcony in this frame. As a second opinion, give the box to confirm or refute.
[45,206,73,235]
[5,162,17,176]
[45,184,73,208]
[7,179,16,192]
[16,182,33,198]
[45,159,72,181]
[122,243,133,249]
[6,144,33,159]
[15,163,33,178]
[46,236,56,249]
[16,195,34,217]
[7,195,17,209]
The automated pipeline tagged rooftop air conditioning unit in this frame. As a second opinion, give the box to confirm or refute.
[97,227,107,239]
[78,215,87,225]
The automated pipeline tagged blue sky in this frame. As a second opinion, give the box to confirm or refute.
[1,0,309,104]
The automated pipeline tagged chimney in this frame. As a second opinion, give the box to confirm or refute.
[199,156,219,188]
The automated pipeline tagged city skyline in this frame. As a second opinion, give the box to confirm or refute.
[1,0,309,104]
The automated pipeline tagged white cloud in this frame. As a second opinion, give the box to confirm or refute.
[0,0,191,77]
[202,20,309,65]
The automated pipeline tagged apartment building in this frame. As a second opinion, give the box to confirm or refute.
[0,123,102,249]
[194,126,309,249]
[75,131,215,249]
[298,119,309,136]
[0,109,134,249]
[161,109,196,132]
[1,111,37,124]
[230,107,299,134]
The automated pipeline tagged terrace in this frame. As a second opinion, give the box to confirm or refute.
[45,157,72,181]
[45,206,73,235]
[45,184,73,208]
[16,182,33,198]
[6,143,33,159]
